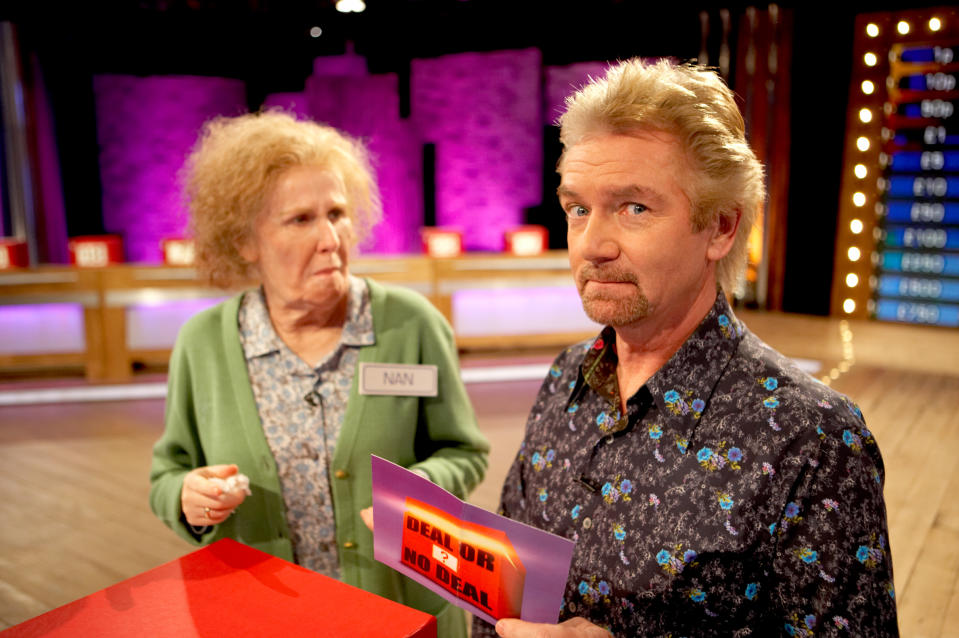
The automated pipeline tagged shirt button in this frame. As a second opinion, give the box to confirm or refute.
[582,517,592,529]
[343,541,356,549]
[334,469,349,479]
[605,435,615,444]
[568,602,577,613]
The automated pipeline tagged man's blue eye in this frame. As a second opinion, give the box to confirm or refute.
[567,206,588,218]
[627,204,647,215]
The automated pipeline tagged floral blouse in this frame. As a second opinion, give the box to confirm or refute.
[238,276,374,578]
[473,292,898,637]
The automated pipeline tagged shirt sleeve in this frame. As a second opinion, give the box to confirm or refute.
[768,417,899,636]
[148,327,216,545]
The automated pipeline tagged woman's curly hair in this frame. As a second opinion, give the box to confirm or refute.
[182,109,382,288]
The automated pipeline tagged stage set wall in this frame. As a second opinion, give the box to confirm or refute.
[0,48,613,376]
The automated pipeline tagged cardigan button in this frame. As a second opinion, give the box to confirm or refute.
[343,541,357,549]
[334,469,349,479]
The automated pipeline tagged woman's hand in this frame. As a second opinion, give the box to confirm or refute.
[181,464,248,526]
[493,617,613,638]
[360,507,374,532]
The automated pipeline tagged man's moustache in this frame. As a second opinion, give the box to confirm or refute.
[577,266,638,285]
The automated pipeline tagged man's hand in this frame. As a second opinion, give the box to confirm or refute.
[494,617,612,637]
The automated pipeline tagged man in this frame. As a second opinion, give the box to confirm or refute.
[473,59,898,637]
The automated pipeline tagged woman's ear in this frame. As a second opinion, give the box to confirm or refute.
[237,236,258,264]
[706,208,742,262]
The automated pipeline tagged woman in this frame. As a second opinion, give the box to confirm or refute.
[149,110,489,637]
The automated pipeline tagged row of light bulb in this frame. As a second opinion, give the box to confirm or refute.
[837,16,943,315]
[866,17,943,39]
[843,120,876,315]
[862,17,948,67]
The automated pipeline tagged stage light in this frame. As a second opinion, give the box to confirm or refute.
[864,52,878,67]
[846,273,859,287]
[853,192,867,207]
[866,23,880,37]
[850,219,864,234]
[842,299,856,314]
[848,246,861,261]
[861,80,875,95]
[859,108,873,123]
[336,0,366,12]
[897,20,910,35]
[854,164,868,178]
[929,17,942,32]
[857,136,870,151]
[310,26,323,38]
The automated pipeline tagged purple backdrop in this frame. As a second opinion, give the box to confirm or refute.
[30,53,70,263]
[544,61,613,126]
[93,75,247,262]
[304,68,422,254]
[412,48,542,251]
[90,50,607,262]
[266,50,422,255]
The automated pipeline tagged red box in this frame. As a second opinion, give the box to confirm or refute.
[0,238,29,269]
[421,228,463,258]
[68,235,124,267]
[161,237,195,266]
[0,539,436,638]
[504,225,548,256]
[401,497,525,620]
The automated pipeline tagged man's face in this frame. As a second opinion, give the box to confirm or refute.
[559,131,723,331]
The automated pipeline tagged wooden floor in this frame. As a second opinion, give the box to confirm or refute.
[0,310,957,635]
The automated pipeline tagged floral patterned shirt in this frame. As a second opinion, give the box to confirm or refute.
[473,292,898,637]
[238,276,374,578]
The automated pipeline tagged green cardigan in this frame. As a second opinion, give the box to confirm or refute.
[149,279,489,637]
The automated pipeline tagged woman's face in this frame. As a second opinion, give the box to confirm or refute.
[241,165,355,316]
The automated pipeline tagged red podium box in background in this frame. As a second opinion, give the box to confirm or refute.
[161,238,195,266]
[504,225,548,256]
[421,228,463,258]
[0,239,29,269]
[0,539,436,638]
[67,235,124,267]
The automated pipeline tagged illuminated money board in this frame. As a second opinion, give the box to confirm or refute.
[833,7,959,327]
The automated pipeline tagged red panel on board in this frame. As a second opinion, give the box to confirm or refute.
[1,539,436,638]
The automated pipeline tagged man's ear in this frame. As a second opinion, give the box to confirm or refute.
[706,208,742,261]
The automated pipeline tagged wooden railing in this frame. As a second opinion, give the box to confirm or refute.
[0,251,591,381]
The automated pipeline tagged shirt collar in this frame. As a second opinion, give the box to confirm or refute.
[579,290,744,446]
[238,287,281,359]
[341,276,375,347]
[238,275,375,361]
[645,291,744,451]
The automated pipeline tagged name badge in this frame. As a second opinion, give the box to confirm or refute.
[359,363,438,397]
